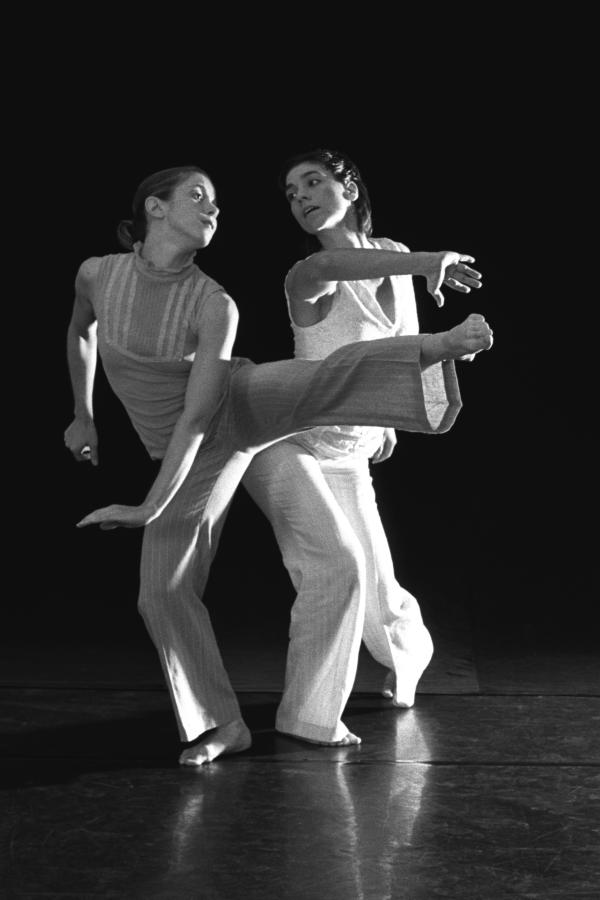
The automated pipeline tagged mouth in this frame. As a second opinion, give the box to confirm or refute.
[303,206,319,218]
[200,217,216,229]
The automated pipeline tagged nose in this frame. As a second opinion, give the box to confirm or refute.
[206,197,219,216]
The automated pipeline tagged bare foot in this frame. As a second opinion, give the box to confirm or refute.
[382,629,434,708]
[422,314,493,367]
[382,670,420,708]
[277,729,361,747]
[179,719,252,766]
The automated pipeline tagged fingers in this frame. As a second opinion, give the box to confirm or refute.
[445,279,470,293]
[66,443,99,465]
[449,264,482,285]
[76,506,117,528]
[77,515,119,530]
[461,264,482,280]
[458,255,475,264]
[88,443,99,466]
[430,288,444,308]
[76,516,93,528]
[76,511,103,527]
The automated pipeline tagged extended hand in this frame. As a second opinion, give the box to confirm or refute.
[76,504,158,531]
[64,418,99,465]
[372,428,397,464]
[425,252,483,308]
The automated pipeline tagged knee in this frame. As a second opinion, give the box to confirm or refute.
[137,579,166,621]
[287,533,366,597]
[335,537,366,588]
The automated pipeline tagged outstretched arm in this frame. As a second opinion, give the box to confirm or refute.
[77,292,239,530]
[287,248,482,307]
[64,258,101,465]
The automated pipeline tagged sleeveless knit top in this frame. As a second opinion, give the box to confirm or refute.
[287,238,419,459]
[91,243,226,458]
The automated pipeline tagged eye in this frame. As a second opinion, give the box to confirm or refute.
[191,189,204,202]
[308,178,320,186]
[286,192,296,203]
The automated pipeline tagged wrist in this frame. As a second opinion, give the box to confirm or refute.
[411,252,433,277]
[73,409,94,424]
[142,499,163,519]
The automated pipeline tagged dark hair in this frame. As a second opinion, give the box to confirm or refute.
[278,148,373,237]
[117,165,212,250]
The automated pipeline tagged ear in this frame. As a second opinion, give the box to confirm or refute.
[343,180,359,202]
[144,195,166,220]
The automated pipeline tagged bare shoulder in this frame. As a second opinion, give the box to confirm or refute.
[75,257,102,298]
[202,289,239,322]
[285,254,335,306]
[77,257,102,282]
[197,290,240,343]
[284,260,303,298]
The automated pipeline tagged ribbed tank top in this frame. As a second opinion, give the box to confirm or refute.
[287,238,419,459]
[91,243,226,458]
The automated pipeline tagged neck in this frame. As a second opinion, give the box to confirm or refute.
[318,224,370,250]
[140,232,197,270]
[316,209,370,250]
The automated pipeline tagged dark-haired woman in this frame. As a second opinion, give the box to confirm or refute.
[65,165,492,764]
[242,149,493,746]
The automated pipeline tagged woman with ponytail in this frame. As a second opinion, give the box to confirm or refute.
[64,164,492,765]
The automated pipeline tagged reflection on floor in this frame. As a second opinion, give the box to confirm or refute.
[1,628,599,899]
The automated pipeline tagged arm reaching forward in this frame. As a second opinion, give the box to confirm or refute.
[77,291,239,530]
[287,248,482,309]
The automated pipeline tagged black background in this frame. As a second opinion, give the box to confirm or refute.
[13,33,594,652]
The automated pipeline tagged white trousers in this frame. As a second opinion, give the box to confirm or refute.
[242,442,433,742]
[136,339,458,742]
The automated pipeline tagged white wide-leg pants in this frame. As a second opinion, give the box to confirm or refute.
[137,338,459,741]
[242,443,432,742]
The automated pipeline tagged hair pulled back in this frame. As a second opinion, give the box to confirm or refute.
[279,148,373,237]
[117,165,211,250]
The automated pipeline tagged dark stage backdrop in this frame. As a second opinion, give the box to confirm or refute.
[16,86,593,650]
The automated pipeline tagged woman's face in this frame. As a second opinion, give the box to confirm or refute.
[284,163,355,235]
[162,173,220,248]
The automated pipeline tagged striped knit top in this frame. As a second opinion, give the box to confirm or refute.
[91,243,227,458]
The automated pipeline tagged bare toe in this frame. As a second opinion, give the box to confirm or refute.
[277,729,361,747]
[179,720,252,766]
[382,670,395,698]
[314,732,362,747]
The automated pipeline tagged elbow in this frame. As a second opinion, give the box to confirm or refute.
[68,318,97,343]
[178,410,214,437]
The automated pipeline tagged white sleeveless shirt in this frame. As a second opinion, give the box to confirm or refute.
[287,238,419,459]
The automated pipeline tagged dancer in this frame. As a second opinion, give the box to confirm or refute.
[65,164,492,765]
[242,148,493,746]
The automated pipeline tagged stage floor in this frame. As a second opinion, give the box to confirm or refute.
[1,627,599,899]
